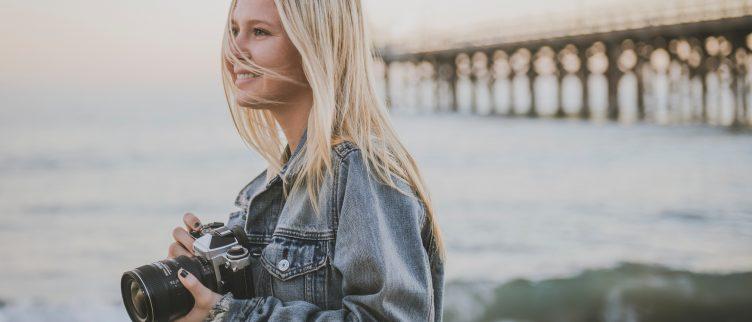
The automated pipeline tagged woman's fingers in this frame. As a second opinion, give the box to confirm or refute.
[177,268,221,309]
[167,212,202,260]
[174,268,222,322]
[183,212,202,232]
[168,212,202,260]
[167,242,192,259]
[172,227,196,255]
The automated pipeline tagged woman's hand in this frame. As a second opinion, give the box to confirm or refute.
[175,268,222,322]
[168,212,203,259]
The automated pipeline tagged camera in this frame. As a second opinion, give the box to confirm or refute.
[121,222,256,322]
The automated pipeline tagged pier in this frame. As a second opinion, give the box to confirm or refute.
[375,0,752,127]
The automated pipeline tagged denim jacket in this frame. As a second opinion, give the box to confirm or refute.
[204,128,445,321]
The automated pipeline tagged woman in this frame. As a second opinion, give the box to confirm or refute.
[166,0,445,321]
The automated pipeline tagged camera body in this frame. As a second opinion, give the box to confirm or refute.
[121,222,256,322]
[191,222,254,297]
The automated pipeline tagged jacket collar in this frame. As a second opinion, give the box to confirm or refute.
[265,127,307,189]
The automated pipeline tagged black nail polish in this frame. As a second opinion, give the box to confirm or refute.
[179,269,189,278]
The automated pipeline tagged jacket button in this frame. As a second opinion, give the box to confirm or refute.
[277,259,290,271]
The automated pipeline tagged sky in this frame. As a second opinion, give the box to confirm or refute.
[0,0,626,107]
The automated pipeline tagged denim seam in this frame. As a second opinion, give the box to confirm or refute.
[417,199,428,232]
[247,297,264,319]
[323,242,330,309]
[245,233,273,244]
[260,256,328,281]
[333,141,359,160]
[305,267,312,303]
[331,152,343,233]
[259,242,328,280]
[274,227,336,240]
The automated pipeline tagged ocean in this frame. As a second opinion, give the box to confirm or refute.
[1,102,751,321]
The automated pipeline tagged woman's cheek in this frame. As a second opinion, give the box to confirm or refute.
[252,39,305,86]
[250,40,287,68]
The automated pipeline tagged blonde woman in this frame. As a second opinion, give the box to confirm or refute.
[165,0,445,321]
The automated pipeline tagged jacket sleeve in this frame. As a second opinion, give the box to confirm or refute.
[204,149,436,321]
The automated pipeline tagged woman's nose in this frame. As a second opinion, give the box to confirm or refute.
[229,33,250,59]
[229,39,244,58]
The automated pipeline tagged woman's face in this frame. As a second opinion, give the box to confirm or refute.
[229,0,309,109]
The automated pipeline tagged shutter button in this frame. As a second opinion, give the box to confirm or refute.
[277,259,290,271]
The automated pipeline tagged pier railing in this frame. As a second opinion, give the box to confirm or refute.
[375,0,752,127]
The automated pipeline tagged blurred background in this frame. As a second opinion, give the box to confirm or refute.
[1,0,751,321]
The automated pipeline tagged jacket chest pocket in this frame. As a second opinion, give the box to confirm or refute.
[259,235,330,307]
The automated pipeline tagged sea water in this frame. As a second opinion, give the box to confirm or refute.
[1,103,751,321]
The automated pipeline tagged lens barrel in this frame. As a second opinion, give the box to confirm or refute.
[121,256,217,322]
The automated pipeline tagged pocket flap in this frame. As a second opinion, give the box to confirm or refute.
[260,235,328,281]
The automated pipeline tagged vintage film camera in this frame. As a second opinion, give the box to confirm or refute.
[121,222,256,322]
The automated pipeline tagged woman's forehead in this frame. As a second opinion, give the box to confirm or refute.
[232,0,280,26]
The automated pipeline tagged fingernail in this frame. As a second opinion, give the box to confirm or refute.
[179,268,189,278]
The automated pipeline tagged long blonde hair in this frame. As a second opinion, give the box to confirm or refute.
[221,0,444,258]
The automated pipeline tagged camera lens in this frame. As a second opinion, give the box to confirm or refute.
[128,277,150,320]
[121,256,216,322]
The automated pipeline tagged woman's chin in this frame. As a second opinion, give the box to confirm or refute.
[235,95,264,110]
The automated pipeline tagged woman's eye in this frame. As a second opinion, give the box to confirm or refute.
[253,28,269,36]
[231,28,239,37]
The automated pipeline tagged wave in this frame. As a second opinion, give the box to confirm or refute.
[443,262,752,322]
[1,262,750,322]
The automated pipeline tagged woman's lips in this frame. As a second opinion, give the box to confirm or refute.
[235,72,261,86]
